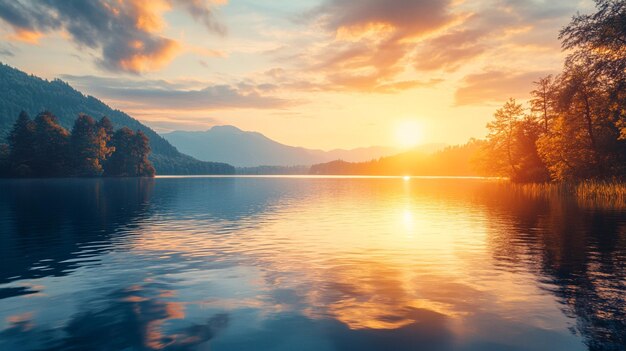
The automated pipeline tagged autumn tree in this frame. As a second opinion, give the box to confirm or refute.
[98,116,114,141]
[4,111,155,178]
[32,111,70,177]
[559,0,626,175]
[530,75,557,133]
[70,114,114,176]
[480,99,524,177]
[560,0,626,86]
[104,128,155,177]
[535,65,624,180]
[513,116,550,182]
[131,131,155,177]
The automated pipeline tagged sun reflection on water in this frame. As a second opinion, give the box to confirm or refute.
[1,177,623,350]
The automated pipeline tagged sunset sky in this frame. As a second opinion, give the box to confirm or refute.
[0,0,594,150]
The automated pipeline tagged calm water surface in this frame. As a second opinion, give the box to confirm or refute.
[0,177,624,351]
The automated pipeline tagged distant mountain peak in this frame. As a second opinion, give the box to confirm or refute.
[162,127,403,167]
[208,125,244,133]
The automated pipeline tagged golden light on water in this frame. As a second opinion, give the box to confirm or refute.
[125,179,561,333]
[2,178,618,350]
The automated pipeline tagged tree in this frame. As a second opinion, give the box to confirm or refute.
[70,114,113,176]
[513,116,550,182]
[3,110,156,178]
[8,111,35,176]
[560,0,626,86]
[539,63,626,180]
[530,75,557,133]
[475,1,626,182]
[104,128,155,177]
[104,127,134,177]
[32,111,70,177]
[481,99,525,177]
[98,116,114,141]
[477,99,550,182]
[0,143,9,177]
[559,0,626,175]
[131,131,155,177]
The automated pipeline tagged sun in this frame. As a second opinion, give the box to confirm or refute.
[395,120,422,149]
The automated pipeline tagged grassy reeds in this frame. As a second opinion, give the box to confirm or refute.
[509,180,626,209]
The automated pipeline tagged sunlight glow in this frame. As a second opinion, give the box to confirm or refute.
[395,120,423,149]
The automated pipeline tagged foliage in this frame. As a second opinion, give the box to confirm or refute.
[560,0,626,86]
[4,111,157,178]
[237,165,310,175]
[478,0,626,182]
[0,63,234,175]
[32,111,71,177]
[530,75,556,133]
[7,111,36,176]
[0,143,8,177]
[71,114,114,176]
[476,99,549,182]
[104,128,155,177]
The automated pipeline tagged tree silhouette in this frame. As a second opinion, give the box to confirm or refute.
[560,0,626,86]
[530,75,556,134]
[32,111,70,177]
[0,143,9,177]
[131,130,155,177]
[8,111,35,176]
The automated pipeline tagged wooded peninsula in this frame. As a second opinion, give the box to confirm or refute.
[0,111,154,177]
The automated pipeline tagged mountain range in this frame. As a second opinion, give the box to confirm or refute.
[0,63,233,175]
[162,126,445,167]
[0,63,445,172]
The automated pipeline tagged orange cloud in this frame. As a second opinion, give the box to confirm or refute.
[279,0,581,93]
[0,0,225,74]
[291,0,457,93]
[454,70,552,105]
[128,0,171,33]
[116,38,181,74]
[302,0,578,92]
[9,28,42,44]
[414,27,488,72]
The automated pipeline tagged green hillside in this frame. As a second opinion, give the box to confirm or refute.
[0,63,234,175]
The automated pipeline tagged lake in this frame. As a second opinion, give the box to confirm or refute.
[0,177,624,351]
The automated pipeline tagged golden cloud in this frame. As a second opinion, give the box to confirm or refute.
[0,0,226,73]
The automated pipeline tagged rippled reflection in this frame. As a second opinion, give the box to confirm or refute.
[0,177,624,351]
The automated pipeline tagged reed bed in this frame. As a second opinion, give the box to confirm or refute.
[509,180,626,210]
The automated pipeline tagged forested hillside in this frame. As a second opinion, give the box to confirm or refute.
[309,140,483,176]
[0,63,234,175]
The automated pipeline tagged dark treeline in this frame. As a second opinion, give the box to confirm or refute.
[0,111,155,177]
[477,0,626,182]
[237,165,310,175]
[310,140,483,176]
